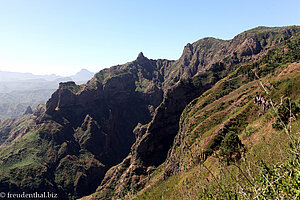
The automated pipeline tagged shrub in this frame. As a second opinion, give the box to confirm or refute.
[219,131,244,165]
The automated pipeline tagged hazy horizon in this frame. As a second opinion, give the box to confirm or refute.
[0,68,95,77]
[0,0,299,76]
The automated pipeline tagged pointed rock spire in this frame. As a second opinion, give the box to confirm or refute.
[136,52,147,62]
[24,106,33,115]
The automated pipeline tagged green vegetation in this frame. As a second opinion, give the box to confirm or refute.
[1,26,300,200]
[136,33,300,200]
[0,128,51,191]
[273,97,300,129]
[63,83,84,94]
[219,131,244,165]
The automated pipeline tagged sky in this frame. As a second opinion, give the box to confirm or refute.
[0,0,299,76]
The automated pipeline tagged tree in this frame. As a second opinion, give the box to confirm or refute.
[219,131,243,165]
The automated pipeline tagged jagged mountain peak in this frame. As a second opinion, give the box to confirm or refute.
[136,51,148,62]
[90,31,300,199]
[23,106,33,115]
[0,26,300,199]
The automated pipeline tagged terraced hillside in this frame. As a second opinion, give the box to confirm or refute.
[83,29,300,199]
[0,26,299,199]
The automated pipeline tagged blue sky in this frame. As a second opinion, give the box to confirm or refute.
[0,0,299,76]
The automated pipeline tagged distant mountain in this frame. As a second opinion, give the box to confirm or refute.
[71,69,94,84]
[0,69,94,120]
[0,69,94,85]
[0,71,62,82]
[0,69,95,93]
[0,26,299,199]
[0,77,71,93]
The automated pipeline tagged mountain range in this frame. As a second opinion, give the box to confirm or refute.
[0,26,299,199]
[0,69,94,120]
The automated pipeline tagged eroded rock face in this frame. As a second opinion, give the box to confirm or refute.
[23,106,33,115]
[164,26,299,85]
[33,104,46,117]
[135,81,212,167]
[95,77,216,198]
[42,59,169,168]
[28,53,173,198]
[238,37,262,56]
[1,26,300,199]
[88,26,300,199]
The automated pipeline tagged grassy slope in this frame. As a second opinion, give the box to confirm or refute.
[0,119,66,189]
[136,35,300,199]
[79,27,300,200]
[1,26,299,200]
[0,119,105,199]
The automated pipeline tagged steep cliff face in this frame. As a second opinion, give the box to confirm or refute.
[0,26,299,200]
[163,26,300,87]
[91,78,214,199]
[135,80,213,167]
[133,41,300,200]
[41,54,174,168]
[81,26,300,199]
[0,53,174,199]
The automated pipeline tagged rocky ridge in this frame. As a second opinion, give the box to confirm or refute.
[0,26,299,199]
[81,26,300,199]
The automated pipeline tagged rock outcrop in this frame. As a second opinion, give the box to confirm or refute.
[23,106,33,115]
[254,95,271,111]
[81,26,300,199]
[1,26,300,199]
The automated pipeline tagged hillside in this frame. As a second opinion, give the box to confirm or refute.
[0,26,299,199]
[134,49,300,199]
[82,27,300,199]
